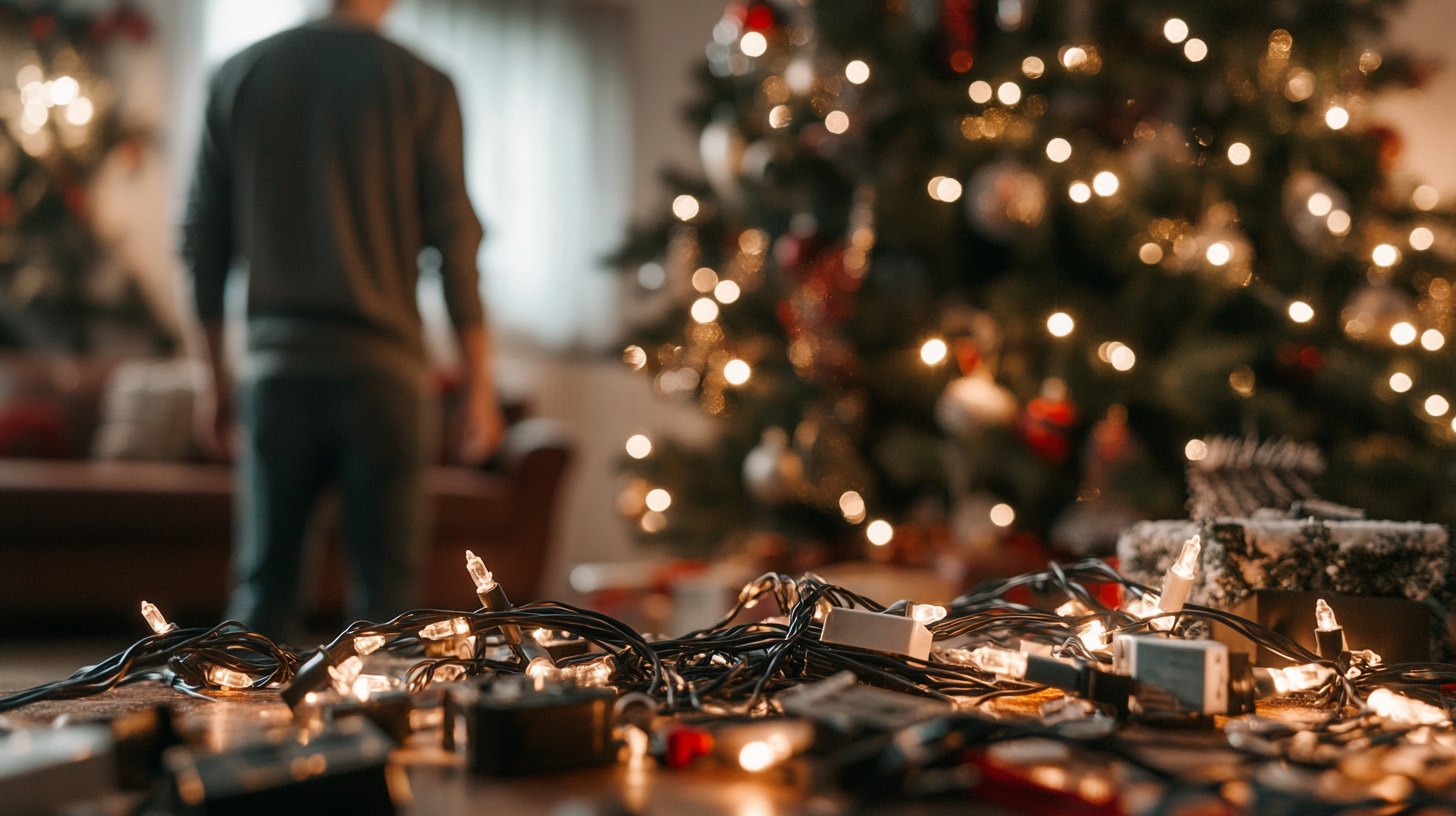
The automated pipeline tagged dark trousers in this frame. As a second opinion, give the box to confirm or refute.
[225,371,434,642]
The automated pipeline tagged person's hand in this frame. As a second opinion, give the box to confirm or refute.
[457,384,505,465]
[195,380,235,461]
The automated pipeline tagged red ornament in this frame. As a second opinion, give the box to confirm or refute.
[1367,125,1402,174]
[744,4,775,31]
[28,13,55,42]
[665,726,714,769]
[940,0,978,73]
[1019,380,1077,463]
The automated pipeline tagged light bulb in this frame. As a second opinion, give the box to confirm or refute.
[207,666,255,690]
[1368,688,1450,726]
[1307,193,1332,217]
[997,81,1021,105]
[1110,345,1136,371]
[626,434,653,459]
[739,741,776,771]
[910,604,947,625]
[526,657,558,683]
[354,635,385,656]
[1092,171,1119,197]
[724,359,752,385]
[990,503,1015,527]
[1206,242,1232,266]
[966,645,1028,679]
[1227,142,1251,166]
[466,550,496,592]
[140,601,176,635]
[1047,312,1074,337]
[920,338,948,365]
[1372,244,1400,268]
[433,665,466,684]
[1158,535,1200,614]
[672,194,700,221]
[563,655,616,686]
[1410,227,1435,251]
[1163,18,1189,43]
[1046,138,1071,163]
[1315,599,1339,632]
[329,655,363,695]
[845,60,870,84]
[692,297,720,323]
[1078,620,1108,651]
[1068,182,1091,203]
[352,674,392,702]
[1288,301,1314,323]
[1390,322,1417,345]
[1266,663,1334,694]
[866,519,894,545]
[739,31,767,58]
[421,617,472,640]
[1172,536,1200,578]
[1325,106,1349,130]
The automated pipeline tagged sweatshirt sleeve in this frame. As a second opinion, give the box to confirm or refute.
[420,74,486,331]
[180,71,235,325]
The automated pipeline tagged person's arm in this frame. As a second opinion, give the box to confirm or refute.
[420,74,502,463]
[194,322,234,460]
[455,325,504,464]
[181,72,236,460]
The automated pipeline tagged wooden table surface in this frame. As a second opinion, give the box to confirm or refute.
[2,682,819,816]
[3,680,1417,816]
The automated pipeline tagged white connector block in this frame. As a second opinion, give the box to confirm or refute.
[819,607,933,661]
[1113,634,1228,715]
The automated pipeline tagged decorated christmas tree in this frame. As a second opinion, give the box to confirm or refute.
[614,0,1452,573]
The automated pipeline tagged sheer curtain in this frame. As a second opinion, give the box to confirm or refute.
[181,0,632,353]
[387,0,632,352]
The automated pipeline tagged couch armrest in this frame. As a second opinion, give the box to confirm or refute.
[495,418,574,598]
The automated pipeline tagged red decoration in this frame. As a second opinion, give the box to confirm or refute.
[0,400,72,458]
[953,337,981,376]
[744,4,775,31]
[775,242,862,383]
[1367,125,1402,174]
[940,0,978,73]
[1019,385,1077,462]
[665,726,714,769]
[28,13,55,42]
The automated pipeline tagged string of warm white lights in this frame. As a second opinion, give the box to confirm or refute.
[3,547,1452,771]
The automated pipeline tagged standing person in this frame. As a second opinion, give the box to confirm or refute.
[182,0,503,642]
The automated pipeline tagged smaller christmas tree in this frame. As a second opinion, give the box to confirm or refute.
[0,5,169,354]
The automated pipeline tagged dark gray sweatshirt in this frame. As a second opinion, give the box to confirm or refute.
[181,20,484,384]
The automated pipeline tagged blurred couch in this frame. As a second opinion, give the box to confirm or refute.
[0,352,572,628]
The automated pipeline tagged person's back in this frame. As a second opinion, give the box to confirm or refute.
[182,1,502,642]
[188,21,483,384]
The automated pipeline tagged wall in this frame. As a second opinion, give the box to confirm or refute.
[1369,0,1456,197]
[498,0,724,597]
